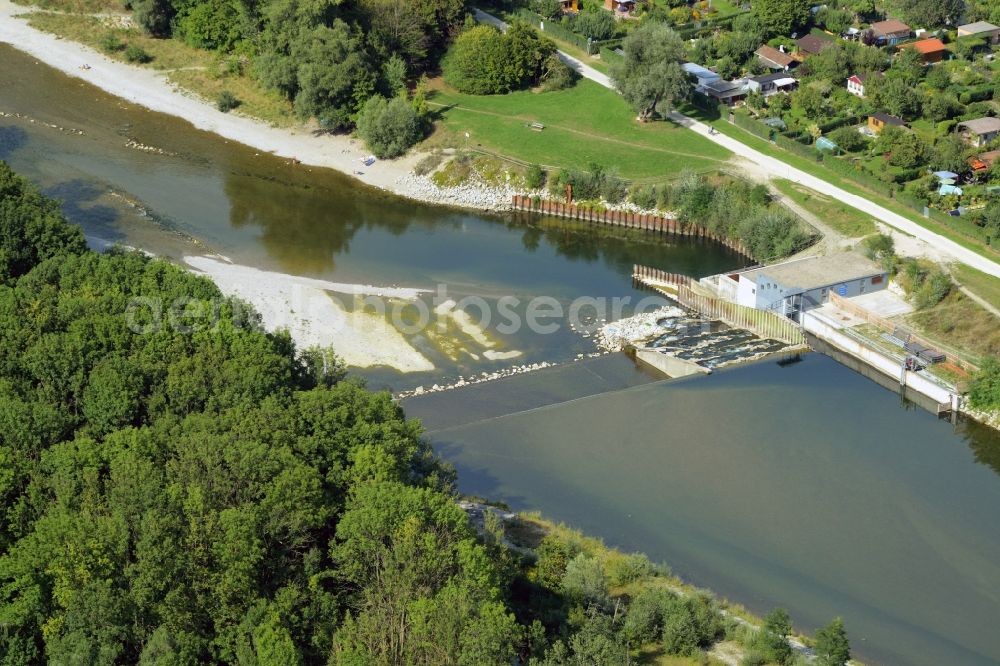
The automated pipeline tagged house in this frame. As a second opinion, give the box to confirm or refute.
[604,0,635,14]
[956,118,1000,147]
[702,78,748,105]
[682,62,721,89]
[755,45,795,71]
[746,72,798,96]
[957,21,1000,44]
[870,19,911,45]
[795,34,833,58]
[559,0,579,13]
[868,112,907,133]
[846,72,882,97]
[714,254,888,320]
[900,38,948,64]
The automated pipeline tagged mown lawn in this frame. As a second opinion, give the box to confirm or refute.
[426,79,732,180]
[772,178,877,237]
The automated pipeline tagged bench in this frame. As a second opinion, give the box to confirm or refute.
[529,122,545,131]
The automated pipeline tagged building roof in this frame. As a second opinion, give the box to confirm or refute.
[978,149,1000,166]
[703,79,747,98]
[755,45,795,68]
[902,37,947,54]
[741,254,885,292]
[870,112,906,126]
[870,19,911,36]
[849,71,883,83]
[958,117,1000,135]
[751,71,797,84]
[958,21,1000,34]
[796,34,833,54]
[682,62,719,79]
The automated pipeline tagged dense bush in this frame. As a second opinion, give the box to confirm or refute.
[355,94,423,158]
[442,22,555,95]
[550,165,627,203]
[969,357,1000,411]
[572,9,617,41]
[667,173,811,261]
[216,90,240,112]
[124,44,152,63]
[100,33,125,52]
[524,163,546,189]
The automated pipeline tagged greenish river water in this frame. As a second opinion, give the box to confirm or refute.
[4,43,1000,665]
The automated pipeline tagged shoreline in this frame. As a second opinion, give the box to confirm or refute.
[0,0,515,213]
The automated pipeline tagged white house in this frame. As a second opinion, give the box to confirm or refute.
[846,72,881,98]
[712,254,888,320]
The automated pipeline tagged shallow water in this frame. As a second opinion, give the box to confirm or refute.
[406,353,1000,666]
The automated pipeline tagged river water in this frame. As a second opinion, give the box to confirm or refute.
[3,44,1000,665]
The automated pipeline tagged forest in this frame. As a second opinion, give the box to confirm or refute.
[0,163,854,664]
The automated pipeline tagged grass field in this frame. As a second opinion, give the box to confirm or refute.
[772,179,877,238]
[952,264,1000,311]
[908,291,1000,360]
[25,12,295,126]
[427,80,732,180]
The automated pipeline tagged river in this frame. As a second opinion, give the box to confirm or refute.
[3,43,1000,665]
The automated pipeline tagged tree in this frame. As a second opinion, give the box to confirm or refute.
[868,77,922,119]
[814,617,851,666]
[862,233,896,269]
[888,0,965,27]
[291,22,375,129]
[133,0,174,37]
[561,554,609,608]
[828,126,869,152]
[573,9,617,40]
[968,356,1000,411]
[355,95,423,158]
[610,22,689,121]
[762,608,793,664]
[932,133,971,174]
[751,0,811,37]
[442,23,554,95]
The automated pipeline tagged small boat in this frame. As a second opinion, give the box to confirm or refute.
[361,155,376,167]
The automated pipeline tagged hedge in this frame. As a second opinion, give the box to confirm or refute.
[775,133,821,161]
[821,156,895,197]
[733,112,775,141]
[600,45,624,66]
[513,9,602,53]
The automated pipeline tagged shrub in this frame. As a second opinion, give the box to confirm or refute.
[100,33,125,53]
[124,45,152,64]
[968,357,1000,411]
[355,95,423,159]
[629,185,658,210]
[540,54,578,92]
[913,269,952,310]
[561,554,609,608]
[524,164,546,189]
[216,90,240,112]
[607,552,655,586]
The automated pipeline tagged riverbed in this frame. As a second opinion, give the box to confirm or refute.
[4,43,1000,665]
